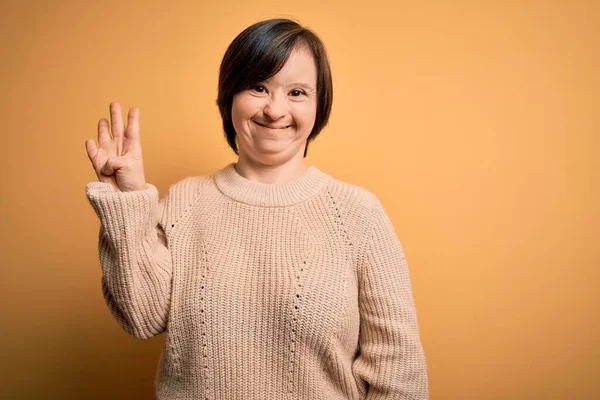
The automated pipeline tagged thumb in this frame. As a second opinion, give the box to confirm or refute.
[100,156,128,176]
[85,139,98,162]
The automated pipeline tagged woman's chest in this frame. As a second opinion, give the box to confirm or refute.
[169,205,361,352]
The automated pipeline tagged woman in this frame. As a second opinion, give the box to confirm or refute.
[85,18,429,399]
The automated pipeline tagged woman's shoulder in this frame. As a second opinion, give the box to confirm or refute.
[318,170,390,247]
[170,174,212,190]
[166,174,210,192]
[160,174,214,206]
[320,170,379,209]
[318,170,384,227]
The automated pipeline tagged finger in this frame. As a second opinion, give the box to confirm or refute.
[97,118,111,147]
[110,101,125,140]
[85,138,98,163]
[100,155,127,176]
[125,107,140,141]
[110,102,125,156]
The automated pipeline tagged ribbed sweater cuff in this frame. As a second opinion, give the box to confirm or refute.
[85,181,159,246]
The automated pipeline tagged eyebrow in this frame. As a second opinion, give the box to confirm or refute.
[287,82,316,92]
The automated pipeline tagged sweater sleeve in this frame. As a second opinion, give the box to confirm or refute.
[85,181,173,340]
[352,196,429,399]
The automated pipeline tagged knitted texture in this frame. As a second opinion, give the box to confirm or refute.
[85,162,429,399]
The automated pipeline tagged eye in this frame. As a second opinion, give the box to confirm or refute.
[251,85,267,93]
[289,89,306,97]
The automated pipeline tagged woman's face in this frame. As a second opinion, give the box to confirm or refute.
[231,46,318,166]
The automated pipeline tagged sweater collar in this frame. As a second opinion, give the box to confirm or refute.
[213,162,329,207]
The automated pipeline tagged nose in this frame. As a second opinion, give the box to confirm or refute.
[263,93,288,121]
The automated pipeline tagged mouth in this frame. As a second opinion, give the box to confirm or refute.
[254,121,292,130]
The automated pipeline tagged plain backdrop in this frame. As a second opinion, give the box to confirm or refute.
[0,0,598,399]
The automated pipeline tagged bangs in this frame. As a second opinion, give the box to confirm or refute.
[221,23,308,91]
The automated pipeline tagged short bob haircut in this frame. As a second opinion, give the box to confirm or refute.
[216,18,333,158]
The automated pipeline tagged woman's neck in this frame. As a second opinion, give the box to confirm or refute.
[234,156,309,185]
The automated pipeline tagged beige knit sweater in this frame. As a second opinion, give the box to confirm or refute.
[85,162,429,400]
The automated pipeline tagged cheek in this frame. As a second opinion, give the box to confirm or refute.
[232,95,259,123]
[292,102,317,126]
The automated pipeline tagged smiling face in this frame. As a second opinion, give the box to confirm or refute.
[231,45,318,167]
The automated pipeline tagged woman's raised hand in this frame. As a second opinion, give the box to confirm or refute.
[85,102,147,192]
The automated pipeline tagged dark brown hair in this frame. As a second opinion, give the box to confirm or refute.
[216,18,333,157]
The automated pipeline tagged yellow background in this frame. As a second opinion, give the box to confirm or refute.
[1,1,598,399]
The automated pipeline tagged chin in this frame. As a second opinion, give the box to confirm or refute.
[244,148,301,164]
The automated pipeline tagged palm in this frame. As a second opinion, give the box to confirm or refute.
[85,102,146,192]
